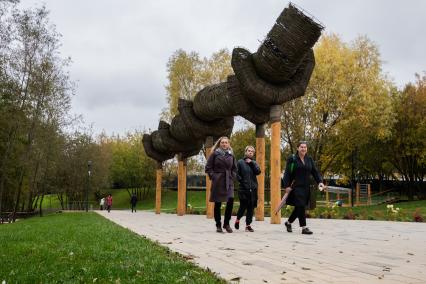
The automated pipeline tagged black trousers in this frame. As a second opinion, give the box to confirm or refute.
[214,198,234,226]
[236,198,254,225]
[131,204,136,212]
[288,206,306,227]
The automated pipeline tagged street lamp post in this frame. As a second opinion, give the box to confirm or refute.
[86,160,92,212]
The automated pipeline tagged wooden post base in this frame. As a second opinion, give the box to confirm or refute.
[155,162,162,214]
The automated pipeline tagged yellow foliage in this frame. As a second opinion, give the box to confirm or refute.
[282,33,395,176]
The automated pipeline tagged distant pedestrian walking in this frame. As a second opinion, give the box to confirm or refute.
[130,193,138,213]
[100,197,105,211]
[106,194,113,213]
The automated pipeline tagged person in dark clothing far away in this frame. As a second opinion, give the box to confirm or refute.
[281,141,324,235]
[235,145,261,232]
[205,136,237,233]
[130,193,138,213]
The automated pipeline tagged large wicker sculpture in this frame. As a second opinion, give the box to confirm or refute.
[143,3,323,218]
[143,4,323,161]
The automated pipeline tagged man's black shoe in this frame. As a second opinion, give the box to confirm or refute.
[302,227,313,235]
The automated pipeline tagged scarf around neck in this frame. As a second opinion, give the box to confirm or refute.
[216,148,232,156]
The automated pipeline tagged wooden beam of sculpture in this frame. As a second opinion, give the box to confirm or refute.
[177,155,187,216]
[255,124,266,221]
[155,162,162,214]
[205,136,214,219]
[270,105,282,224]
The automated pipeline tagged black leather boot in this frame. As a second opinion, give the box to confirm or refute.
[285,221,292,233]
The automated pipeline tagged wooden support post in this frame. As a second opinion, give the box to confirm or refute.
[348,189,352,208]
[205,136,214,219]
[356,183,360,206]
[270,105,281,224]
[255,124,266,221]
[183,161,187,208]
[155,162,162,214]
[326,188,329,204]
[367,184,371,205]
[337,192,340,201]
[177,155,187,216]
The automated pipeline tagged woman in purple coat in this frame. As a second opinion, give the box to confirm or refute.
[205,137,237,233]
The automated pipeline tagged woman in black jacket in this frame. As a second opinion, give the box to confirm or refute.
[235,145,261,232]
[282,141,324,234]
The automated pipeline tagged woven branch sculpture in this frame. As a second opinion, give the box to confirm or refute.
[143,4,323,162]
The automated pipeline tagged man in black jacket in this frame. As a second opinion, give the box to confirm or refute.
[130,193,138,213]
[235,146,261,232]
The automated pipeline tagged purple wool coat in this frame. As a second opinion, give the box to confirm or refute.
[205,149,237,202]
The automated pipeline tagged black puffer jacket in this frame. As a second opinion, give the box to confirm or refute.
[236,158,261,205]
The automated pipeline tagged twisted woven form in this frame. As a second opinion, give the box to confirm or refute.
[143,4,323,162]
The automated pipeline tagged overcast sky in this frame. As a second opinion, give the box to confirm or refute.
[20,0,426,136]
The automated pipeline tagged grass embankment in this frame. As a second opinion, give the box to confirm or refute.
[0,212,225,283]
[104,188,208,212]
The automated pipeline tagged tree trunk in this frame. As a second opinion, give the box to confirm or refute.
[39,194,44,217]
[0,58,34,219]
[12,80,48,220]
[32,195,40,211]
[57,193,65,210]
[0,127,18,219]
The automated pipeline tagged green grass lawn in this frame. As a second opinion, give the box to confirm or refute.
[41,189,425,222]
[0,212,225,284]
[126,189,425,222]
[295,199,426,222]
[42,188,209,213]
[95,188,207,212]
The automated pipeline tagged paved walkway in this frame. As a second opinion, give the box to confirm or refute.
[97,211,426,284]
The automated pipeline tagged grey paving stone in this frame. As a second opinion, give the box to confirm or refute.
[97,211,426,283]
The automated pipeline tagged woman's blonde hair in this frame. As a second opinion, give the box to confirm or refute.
[211,136,232,152]
[245,145,255,153]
